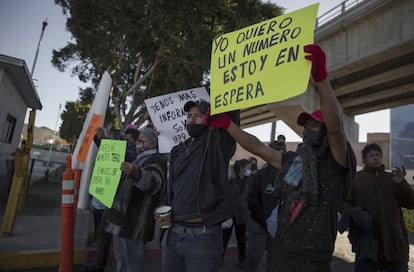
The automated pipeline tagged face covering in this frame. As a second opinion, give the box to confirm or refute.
[136,141,151,153]
[244,169,252,177]
[186,124,208,138]
[303,128,320,146]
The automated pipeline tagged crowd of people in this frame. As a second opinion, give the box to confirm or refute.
[82,43,414,272]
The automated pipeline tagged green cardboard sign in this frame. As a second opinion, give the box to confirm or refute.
[89,139,127,208]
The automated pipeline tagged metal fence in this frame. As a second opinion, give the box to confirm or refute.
[31,148,68,165]
[316,0,367,27]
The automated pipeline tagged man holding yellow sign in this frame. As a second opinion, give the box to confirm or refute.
[207,44,357,272]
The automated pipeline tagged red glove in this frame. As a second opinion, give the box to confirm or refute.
[205,108,231,129]
[304,44,327,82]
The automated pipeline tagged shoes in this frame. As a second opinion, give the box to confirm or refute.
[238,260,245,269]
[82,264,104,272]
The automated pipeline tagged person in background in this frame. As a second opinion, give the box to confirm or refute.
[103,126,168,272]
[83,127,112,272]
[346,143,414,272]
[124,127,140,162]
[248,156,259,176]
[206,44,356,272]
[245,142,286,272]
[156,100,239,272]
[276,134,287,153]
[222,159,251,269]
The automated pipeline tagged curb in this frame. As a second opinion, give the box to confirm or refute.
[0,248,84,270]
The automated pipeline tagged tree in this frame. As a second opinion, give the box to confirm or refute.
[53,0,283,132]
[59,101,90,144]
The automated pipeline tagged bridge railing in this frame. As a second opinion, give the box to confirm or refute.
[316,0,367,27]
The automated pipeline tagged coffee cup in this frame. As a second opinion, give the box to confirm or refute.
[155,205,172,228]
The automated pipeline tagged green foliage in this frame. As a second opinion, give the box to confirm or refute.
[59,101,90,143]
[53,0,283,130]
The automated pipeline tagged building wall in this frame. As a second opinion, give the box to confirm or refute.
[0,68,28,200]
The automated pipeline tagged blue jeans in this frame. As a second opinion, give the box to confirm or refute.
[162,224,223,272]
[113,235,145,272]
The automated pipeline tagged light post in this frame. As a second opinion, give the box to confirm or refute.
[46,103,62,167]
[31,19,48,76]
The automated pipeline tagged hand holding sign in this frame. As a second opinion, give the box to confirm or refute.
[120,162,141,179]
[210,4,319,115]
[206,109,232,130]
[89,139,127,208]
[304,44,327,83]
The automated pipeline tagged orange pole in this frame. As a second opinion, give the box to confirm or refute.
[73,169,82,217]
[59,155,74,272]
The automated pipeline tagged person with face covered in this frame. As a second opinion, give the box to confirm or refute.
[222,158,252,269]
[206,44,357,272]
[103,125,168,272]
[155,100,239,272]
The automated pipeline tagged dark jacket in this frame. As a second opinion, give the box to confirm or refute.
[231,174,251,225]
[104,150,168,242]
[163,110,240,227]
[247,165,279,229]
[338,207,378,262]
[272,140,356,262]
[349,165,414,262]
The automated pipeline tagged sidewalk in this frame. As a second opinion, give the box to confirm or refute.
[0,161,398,272]
[0,163,257,272]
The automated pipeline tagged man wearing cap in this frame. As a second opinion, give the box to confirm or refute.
[103,125,168,272]
[157,99,239,272]
[207,44,356,272]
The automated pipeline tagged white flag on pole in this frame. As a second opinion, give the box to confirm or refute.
[72,71,112,209]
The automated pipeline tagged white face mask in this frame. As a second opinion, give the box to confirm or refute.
[244,169,252,177]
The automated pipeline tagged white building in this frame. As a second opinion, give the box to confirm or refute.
[0,54,42,201]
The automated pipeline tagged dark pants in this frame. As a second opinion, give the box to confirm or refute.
[93,208,112,267]
[222,219,246,262]
[272,254,331,272]
[245,218,273,272]
[355,257,408,272]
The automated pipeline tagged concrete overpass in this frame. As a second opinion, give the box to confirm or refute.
[240,0,414,142]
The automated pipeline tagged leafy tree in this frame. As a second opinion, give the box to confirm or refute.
[59,101,90,144]
[53,0,283,131]
[59,86,116,143]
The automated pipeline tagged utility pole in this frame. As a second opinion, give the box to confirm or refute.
[270,121,277,142]
[31,19,48,76]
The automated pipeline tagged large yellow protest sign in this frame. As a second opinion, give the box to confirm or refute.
[89,139,126,208]
[210,4,319,114]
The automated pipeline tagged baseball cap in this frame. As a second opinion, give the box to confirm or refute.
[297,109,324,126]
[183,99,210,113]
